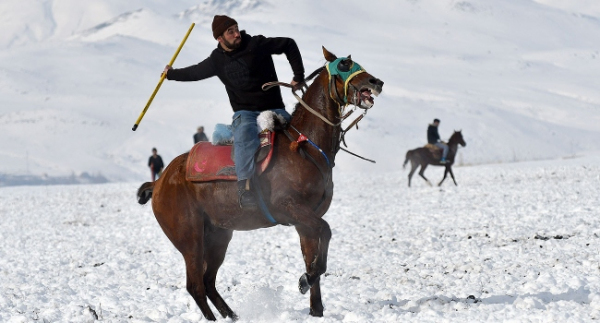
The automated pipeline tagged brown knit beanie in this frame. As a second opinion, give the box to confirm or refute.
[212,15,238,39]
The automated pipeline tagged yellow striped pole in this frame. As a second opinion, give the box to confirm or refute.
[132,23,195,131]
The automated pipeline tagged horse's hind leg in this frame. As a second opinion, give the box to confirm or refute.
[150,155,217,320]
[203,223,237,320]
[182,219,218,321]
[418,164,432,186]
[292,208,331,317]
[408,161,418,187]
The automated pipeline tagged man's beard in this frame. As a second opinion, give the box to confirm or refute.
[223,38,241,50]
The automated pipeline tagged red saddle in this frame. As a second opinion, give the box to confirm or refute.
[185,131,275,182]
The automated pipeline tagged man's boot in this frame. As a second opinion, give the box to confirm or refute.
[237,179,257,208]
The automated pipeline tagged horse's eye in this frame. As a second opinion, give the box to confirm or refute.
[338,59,351,72]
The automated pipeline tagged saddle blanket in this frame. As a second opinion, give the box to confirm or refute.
[424,143,439,150]
[424,143,442,157]
[185,131,275,182]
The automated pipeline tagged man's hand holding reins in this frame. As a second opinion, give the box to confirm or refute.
[291,79,306,92]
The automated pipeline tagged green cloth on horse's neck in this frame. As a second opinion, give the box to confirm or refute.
[326,57,365,104]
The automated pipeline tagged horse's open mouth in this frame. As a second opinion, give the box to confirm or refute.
[360,87,379,107]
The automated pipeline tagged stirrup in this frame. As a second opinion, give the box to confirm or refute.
[238,191,257,208]
[237,180,257,208]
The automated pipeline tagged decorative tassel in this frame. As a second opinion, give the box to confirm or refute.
[290,134,308,152]
[290,141,299,152]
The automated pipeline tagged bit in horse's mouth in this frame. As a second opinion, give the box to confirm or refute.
[360,88,376,104]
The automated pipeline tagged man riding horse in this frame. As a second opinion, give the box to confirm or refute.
[140,42,384,320]
[427,118,448,163]
[163,15,305,208]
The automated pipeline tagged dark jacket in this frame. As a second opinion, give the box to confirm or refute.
[167,31,305,112]
[427,124,440,144]
[193,132,209,143]
[148,155,164,172]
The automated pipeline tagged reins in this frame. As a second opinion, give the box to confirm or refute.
[262,63,375,165]
[262,66,343,127]
[263,81,341,127]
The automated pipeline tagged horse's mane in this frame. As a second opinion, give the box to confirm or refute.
[291,66,327,119]
[449,130,462,141]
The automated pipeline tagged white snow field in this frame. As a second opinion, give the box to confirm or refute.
[1,153,599,322]
[2,0,600,322]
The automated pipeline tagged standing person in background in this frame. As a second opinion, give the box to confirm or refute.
[148,148,164,181]
[427,118,449,163]
[193,126,209,144]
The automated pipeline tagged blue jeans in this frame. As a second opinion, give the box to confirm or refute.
[231,109,291,181]
[434,142,449,159]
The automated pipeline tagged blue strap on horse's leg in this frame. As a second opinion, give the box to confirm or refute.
[252,175,278,224]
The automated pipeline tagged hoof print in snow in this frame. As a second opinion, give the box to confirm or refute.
[535,234,568,241]
[466,295,480,303]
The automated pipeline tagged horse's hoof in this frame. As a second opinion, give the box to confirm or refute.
[309,307,324,317]
[298,273,311,294]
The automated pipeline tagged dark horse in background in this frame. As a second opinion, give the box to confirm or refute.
[136,47,383,321]
[403,131,466,187]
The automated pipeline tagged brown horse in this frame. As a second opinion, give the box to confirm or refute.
[403,131,466,187]
[136,47,383,321]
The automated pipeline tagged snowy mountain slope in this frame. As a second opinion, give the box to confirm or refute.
[0,0,599,182]
[534,0,600,17]
[0,0,203,49]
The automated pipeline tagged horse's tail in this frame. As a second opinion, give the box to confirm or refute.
[137,182,154,205]
[403,150,412,169]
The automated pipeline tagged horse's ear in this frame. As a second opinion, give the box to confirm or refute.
[322,46,337,62]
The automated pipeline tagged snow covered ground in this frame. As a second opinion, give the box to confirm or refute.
[1,1,600,321]
[1,153,599,322]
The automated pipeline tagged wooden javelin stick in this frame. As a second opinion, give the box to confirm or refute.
[132,23,195,131]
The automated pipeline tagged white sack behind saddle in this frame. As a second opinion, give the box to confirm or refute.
[257,110,287,132]
[211,111,287,146]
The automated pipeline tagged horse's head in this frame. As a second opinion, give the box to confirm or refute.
[451,130,466,147]
[323,47,384,109]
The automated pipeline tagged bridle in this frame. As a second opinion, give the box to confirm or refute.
[263,57,371,127]
[326,57,368,107]
[262,58,376,164]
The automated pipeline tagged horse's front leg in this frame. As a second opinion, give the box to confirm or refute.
[448,166,458,186]
[292,209,331,317]
[439,167,449,186]
[297,220,331,316]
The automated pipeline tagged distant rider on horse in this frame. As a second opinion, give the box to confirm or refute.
[427,118,448,163]
[162,15,305,208]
